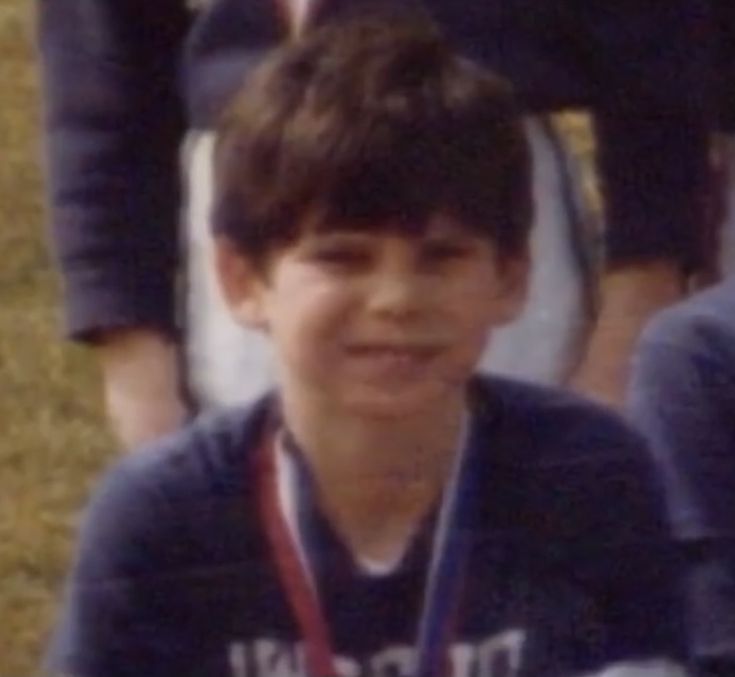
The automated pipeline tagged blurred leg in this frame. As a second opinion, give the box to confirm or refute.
[570,111,709,408]
[573,261,686,408]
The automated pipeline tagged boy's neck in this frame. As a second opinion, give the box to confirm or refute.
[278,389,468,563]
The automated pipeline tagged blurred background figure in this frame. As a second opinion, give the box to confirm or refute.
[624,7,735,661]
[628,276,735,677]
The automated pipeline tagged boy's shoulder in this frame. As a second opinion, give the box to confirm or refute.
[470,375,664,546]
[101,394,273,509]
[472,373,647,466]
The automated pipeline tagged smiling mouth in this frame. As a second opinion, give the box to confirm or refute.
[346,344,442,362]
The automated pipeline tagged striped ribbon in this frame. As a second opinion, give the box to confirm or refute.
[256,411,476,677]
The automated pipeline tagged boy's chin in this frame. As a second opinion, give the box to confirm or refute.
[340,382,464,419]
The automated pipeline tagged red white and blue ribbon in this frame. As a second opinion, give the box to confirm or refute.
[256,410,476,677]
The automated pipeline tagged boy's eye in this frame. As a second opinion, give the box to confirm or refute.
[420,241,473,264]
[310,246,372,268]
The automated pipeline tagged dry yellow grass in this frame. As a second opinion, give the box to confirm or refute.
[0,2,595,674]
[0,2,115,674]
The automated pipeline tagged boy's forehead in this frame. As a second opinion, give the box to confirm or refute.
[298,211,482,241]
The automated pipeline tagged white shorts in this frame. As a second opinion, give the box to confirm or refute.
[182,116,593,408]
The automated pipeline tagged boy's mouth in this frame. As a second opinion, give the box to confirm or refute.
[345,343,443,367]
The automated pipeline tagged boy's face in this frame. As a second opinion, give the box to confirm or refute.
[217,214,528,417]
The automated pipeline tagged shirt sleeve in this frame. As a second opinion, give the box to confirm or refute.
[627,314,735,542]
[545,405,689,672]
[591,438,688,670]
[627,310,735,669]
[36,0,190,341]
[492,387,690,676]
[45,460,193,677]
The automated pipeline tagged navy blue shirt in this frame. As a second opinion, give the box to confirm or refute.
[629,278,735,669]
[48,377,685,677]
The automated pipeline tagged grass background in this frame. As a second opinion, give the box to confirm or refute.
[0,1,116,674]
[0,1,595,674]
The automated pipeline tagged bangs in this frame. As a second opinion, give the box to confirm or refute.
[213,10,530,260]
[273,62,523,242]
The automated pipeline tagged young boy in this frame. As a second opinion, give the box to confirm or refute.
[628,276,735,677]
[47,13,687,677]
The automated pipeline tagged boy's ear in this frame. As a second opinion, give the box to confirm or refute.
[493,253,530,325]
[214,237,270,330]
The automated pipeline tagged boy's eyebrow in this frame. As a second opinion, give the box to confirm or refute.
[304,226,479,242]
[422,231,477,243]
[303,230,375,244]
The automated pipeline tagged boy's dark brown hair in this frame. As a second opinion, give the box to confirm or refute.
[212,8,531,264]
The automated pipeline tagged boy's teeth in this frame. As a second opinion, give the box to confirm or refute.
[357,346,431,358]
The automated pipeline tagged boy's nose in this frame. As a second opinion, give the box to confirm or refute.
[365,269,428,318]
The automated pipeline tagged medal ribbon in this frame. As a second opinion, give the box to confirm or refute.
[256,411,476,677]
[258,431,337,676]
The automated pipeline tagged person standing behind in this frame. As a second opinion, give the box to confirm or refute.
[628,276,735,677]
